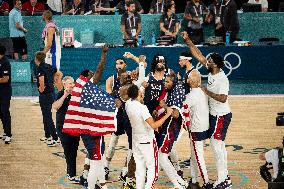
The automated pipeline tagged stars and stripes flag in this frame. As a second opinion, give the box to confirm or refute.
[62,75,117,137]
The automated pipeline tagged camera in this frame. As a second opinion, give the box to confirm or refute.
[276,112,284,126]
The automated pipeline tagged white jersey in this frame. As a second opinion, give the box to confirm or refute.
[44,32,61,69]
[183,88,209,132]
[125,99,155,142]
[207,69,231,116]
[265,149,282,180]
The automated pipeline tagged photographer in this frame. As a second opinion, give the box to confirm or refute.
[259,137,284,183]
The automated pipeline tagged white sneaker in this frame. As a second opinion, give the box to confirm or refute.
[45,137,52,143]
[5,136,11,144]
[30,97,39,105]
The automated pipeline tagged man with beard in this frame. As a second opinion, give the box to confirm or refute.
[104,53,146,187]
[104,58,127,179]
[64,45,109,189]
[143,55,167,116]
[121,0,142,40]
[181,31,232,189]
[156,72,188,189]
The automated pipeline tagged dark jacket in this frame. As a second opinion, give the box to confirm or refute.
[221,0,239,33]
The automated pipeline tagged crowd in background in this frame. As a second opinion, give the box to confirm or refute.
[1,0,284,16]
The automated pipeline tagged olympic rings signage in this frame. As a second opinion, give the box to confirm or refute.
[196,52,242,77]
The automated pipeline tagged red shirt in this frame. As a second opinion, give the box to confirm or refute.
[22,2,45,15]
[0,2,9,12]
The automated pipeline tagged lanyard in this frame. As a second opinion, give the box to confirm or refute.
[193,5,202,17]
[128,15,136,28]
[156,1,164,13]
[32,6,34,15]
[168,16,173,30]
[214,5,221,15]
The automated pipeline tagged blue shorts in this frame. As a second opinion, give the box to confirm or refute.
[81,134,105,160]
[114,106,132,149]
[208,113,232,141]
[156,116,182,154]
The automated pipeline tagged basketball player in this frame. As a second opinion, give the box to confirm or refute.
[178,51,198,94]
[182,71,212,189]
[157,72,188,189]
[73,45,109,189]
[181,31,232,189]
[125,84,173,189]
[104,53,146,182]
[42,10,61,70]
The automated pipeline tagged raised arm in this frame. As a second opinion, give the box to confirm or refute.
[180,32,207,66]
[105,76,114,94]
[92,45,109,84]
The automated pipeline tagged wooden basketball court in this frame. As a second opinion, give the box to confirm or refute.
[0,96,283,189]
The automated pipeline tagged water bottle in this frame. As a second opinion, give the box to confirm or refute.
[114,8,119,15]
[151,32,156,46]
[225,32,230,45]
[138,33,142,47]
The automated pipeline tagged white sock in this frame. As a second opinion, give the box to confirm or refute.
[105,134,119,167]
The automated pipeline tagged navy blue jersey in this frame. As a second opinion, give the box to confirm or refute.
[112,74,121,98]
[182,67,195,94]
[144,73,165,114]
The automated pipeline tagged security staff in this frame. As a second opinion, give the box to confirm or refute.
[34,51,58,147]
[0,45,12,144]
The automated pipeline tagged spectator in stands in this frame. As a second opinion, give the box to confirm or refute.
[63,0,73,12]
[116,0,144,14]
[219,0,240,43]
[63,0,85,15]
[46,0,63,15]
[184,0,208,44]
[206,0,223,37]
[121,0,142,40]
[149,0,165,14]
[9,0,28,61]
[22,0,45,15]
[160,2,180,40]
[247,0,268,12]
[0,0,9,16]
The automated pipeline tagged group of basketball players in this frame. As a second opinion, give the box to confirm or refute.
[37,9,233,189]
[88,31,233,189]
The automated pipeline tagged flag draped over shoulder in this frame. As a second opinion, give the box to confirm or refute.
[63,75,117,137]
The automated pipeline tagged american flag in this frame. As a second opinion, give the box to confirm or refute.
[62,75,117,137]
[165,83,186,111]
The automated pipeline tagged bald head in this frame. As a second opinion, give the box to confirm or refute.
[187,70,201,88]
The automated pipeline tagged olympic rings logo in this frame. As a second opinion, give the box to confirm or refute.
[196,52,242,77]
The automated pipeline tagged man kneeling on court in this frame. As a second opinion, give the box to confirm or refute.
[125,84,173,189]
[182,71,212,189]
